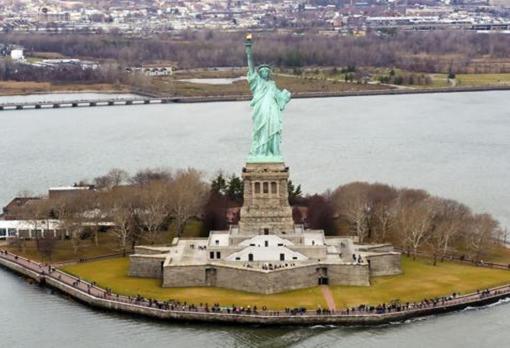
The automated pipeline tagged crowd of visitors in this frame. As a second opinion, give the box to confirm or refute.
[1,249,509,320]
[241,262,298,270]
[352,254,364,264]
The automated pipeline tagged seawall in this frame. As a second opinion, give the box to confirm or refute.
[1,251,509,326]
[176,85,510,103]
[2,85,510,112]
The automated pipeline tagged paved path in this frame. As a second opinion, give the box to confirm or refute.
[320,285,337,311]
[1,249,510,324]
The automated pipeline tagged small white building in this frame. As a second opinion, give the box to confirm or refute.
[0,220,62,240]
[126,66,174,76]
[10,48,24,61]
[0,219,114,240]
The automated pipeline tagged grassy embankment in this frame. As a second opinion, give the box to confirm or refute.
[147,71,394,97]
[410,73,510,88]
[62,256,510,310]
[3,67,510,98]
[0,81,129,96]
[0,52,128,96]
[303,67,510,89]
[0,62,395,98]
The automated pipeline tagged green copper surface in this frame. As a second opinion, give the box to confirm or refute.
[244,36,291,163]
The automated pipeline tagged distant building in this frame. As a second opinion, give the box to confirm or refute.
[0,219,114,240]
[0,44,25,61]
[1,197,42,220]
[32,59,99,70]
[48,185,94,200]
[10,48,24,61]
[126,65,175,76]
[0,219,62,240]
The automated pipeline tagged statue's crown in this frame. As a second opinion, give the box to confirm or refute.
[257,64,272,71]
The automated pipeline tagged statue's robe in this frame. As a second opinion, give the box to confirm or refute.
[247,71,291,158]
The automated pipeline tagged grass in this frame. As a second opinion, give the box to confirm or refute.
[3,69,509,98]
[3,232,122,263]
[330,256,510,308]
[487,245,510,265]
[149,73,393,98]
[0,80,128,95]
[61,256,510,310]
[456,73,510,87]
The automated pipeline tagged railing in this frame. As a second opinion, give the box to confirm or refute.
[1,248,510,324]
[0,97,167,111]
[399,250,510,271]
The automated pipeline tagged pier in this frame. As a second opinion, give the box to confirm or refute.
[0,97,171,111]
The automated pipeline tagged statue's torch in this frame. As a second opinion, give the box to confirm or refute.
[244,33,253,47]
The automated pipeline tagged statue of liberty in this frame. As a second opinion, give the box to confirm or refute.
[244,34,291,163]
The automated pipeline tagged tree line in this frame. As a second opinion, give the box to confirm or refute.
[0,59,150,87]
[2,30,510,73]
[12,168,504,263]
[330,182,504,264]
[13,168,208,257]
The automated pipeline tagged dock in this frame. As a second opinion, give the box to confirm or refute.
[0,97,168,111]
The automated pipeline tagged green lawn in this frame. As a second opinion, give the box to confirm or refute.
[487,245,510,265]
[331,256,510,308]
[4,232,122,263]
[456,73,510,86]
[61,256,510,310]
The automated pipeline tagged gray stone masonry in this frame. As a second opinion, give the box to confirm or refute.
[129,255,166,278]
[239,162,295,234]
[162,263,371,294]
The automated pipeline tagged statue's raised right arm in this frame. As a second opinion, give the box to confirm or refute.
[244,33,255,76]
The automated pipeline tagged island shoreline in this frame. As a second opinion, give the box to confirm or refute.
[1,251,509,327]
[1,85,510,112]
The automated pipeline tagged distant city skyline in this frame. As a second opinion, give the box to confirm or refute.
[1,0,509,34]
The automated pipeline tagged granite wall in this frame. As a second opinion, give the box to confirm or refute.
[162,263,370,294]
[328,263,371,286]
[128,255,166,279]
[366,253,402,276]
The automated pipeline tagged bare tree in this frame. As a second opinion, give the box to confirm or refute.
[130,168,172,186]
[53,195,89,256]
[168,169,208,237]
[464,213,500,262]
[394,189,434,260]
[136,180,171,244]
[94,168,129,190]
[100,188,137,254]
[14,198,52,240]
[367,184,398,243]
[428,199,470,265]
[332,182,371,243]
[36,235,57,262]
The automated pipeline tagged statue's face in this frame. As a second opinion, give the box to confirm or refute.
[259,68,271,80]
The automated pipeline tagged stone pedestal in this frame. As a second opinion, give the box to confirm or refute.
[238,162,295,234]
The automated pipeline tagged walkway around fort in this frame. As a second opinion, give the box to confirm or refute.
[320,285,337,311]
[1,249,510,326]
